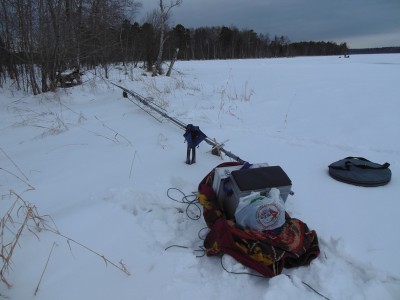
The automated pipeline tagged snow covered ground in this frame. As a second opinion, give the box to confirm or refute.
[1,54,399,299]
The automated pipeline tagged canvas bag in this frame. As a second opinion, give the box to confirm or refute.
[328,156,391,187]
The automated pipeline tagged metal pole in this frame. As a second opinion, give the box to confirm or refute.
[112,82,245,163]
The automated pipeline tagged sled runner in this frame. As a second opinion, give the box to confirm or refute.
[198,162,320,278]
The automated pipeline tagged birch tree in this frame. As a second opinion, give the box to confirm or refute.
[153,0,181,75]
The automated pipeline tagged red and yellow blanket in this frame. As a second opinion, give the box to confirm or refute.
[198,162,320,277]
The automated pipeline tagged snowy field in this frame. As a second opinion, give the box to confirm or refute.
[1,54,399,299]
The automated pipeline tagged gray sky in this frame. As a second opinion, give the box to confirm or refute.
[138,0,400,49]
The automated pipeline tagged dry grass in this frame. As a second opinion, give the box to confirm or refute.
[0,156,131,291]
[0,191,53,288]
[0,190,130,292]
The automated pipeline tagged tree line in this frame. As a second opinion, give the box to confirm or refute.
[0,0,348,94]
[348,47,400,55]
[0,0,142,94]
[164,25,348,59]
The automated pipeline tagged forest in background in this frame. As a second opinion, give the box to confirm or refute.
[0,0,348,95]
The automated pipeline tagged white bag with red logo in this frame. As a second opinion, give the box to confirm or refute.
[235,188,285,232]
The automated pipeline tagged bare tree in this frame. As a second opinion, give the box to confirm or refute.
[15,0,41,94]
[0,0,19,87]
[153,0,181,75]
[166,47,178,76]
[0,0,143,93]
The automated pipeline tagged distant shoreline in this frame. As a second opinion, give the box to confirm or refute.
[349,47,400,54]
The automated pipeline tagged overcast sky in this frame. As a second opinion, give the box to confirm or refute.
[138,0,400,49]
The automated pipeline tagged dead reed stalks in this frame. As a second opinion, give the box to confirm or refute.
[0,190,130,292]
[0,191,51,288]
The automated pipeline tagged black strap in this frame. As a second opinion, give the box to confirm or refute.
[330,157,390,171]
